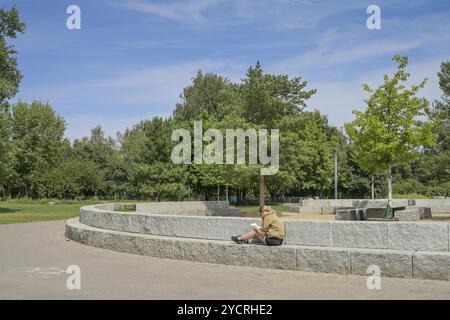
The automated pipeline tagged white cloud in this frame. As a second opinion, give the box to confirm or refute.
[272,39,423,74]
[271,10,450,74]
[108,0,431,30]
[109,0,222,24]
[106,0,369,28]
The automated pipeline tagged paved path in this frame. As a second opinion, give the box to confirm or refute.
[1,220,450,299]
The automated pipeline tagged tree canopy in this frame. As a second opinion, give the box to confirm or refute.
[345,55,436,201]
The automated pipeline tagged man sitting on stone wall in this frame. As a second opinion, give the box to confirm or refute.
[231,206,285,246]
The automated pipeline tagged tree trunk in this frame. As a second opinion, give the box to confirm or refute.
[387,167,392,206]
[259,175,265,209]
[217,184,220,201]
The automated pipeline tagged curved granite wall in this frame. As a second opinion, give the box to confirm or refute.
[66,216,450,280]
[80,204,450,252]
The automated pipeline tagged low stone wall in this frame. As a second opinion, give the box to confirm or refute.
[81,205,258,241]
[80,205,450,252]
[66,218,450,280]
[286,220,449,252]
[135,201,239,216]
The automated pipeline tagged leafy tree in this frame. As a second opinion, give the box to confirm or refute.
[0,6,25,104]
[426,61,450,152]
[72,126,120,197]
[275,111,334,198]
[336,144,372,199]
[10,100,67,198]
[409,61,450,197]
[124,117,190,201]
[129,162,190,201]
[173,71,240,121]
[0,6,24,198]
[345,55,435,206]
[43,158,104,199]
[0,103,13,198]
[241,61,316,127]
[240,62,316,206]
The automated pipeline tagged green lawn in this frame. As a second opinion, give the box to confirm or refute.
[0,200,98,225]
[0,200,289,225]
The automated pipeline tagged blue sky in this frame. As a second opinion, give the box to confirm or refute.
[3,0,450,140]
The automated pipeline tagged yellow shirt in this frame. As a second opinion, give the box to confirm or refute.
[261,213,285,239]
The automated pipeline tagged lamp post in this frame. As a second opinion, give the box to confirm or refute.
[371,176,375,199]
[334,147,338,200]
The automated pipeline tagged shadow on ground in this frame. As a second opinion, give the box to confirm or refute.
[431,214,450,222]
[0,207,19,214]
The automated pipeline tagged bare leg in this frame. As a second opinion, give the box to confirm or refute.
[239,229,267,245]
[254,229,267,245]
[239,230,256,241]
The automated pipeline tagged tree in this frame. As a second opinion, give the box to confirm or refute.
[275,111,334,198]
[43,158,104,199]
[72,126,120,197]
[413,60,450,197]
[124,117,190,201]
[0,6,25,197]
[129,162,190,201]
[0,6,25,104]
[240,62,316,207]
[10,100,67,198]
[241,61,316,127]
[345,55,435,209]
[173,71,240,121]
[0,103,12,198]
[426,61,450,152]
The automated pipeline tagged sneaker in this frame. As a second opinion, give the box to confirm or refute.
[231,236,245,244]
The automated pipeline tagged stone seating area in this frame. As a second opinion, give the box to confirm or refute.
[65,204,450,281]
[334,200,432,221]
[288,198,450,216]
[395,207,432,221]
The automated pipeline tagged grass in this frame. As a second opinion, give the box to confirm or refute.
[0,202,84,225]
[0,199,122,224]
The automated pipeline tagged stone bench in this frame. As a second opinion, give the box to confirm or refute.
[335,209,367,221]
[395,207,432,221]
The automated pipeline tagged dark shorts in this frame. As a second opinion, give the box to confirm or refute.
[265,236,283,246]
